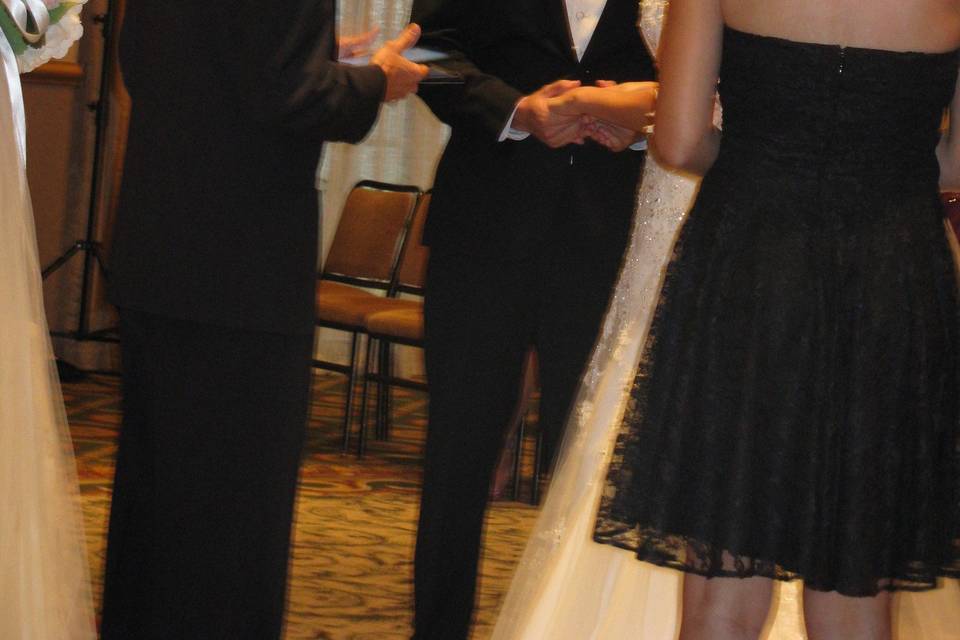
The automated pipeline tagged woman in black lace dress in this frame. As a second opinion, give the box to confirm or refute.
[552,0,960,637]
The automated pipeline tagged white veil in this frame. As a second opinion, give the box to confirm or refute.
[0,17,95,640]
[490,5,695,636]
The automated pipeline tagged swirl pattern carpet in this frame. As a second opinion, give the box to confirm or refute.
[63,372,540,639]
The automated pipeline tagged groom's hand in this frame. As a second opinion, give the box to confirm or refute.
[513,79,586,148]
[371,24,429,102]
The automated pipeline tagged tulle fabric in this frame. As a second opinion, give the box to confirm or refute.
[490,152,695,639]
[0,27,95,640]
[490,5,695,635]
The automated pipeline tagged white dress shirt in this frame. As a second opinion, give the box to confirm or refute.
[499,0,645,150]
[566,0,608,61]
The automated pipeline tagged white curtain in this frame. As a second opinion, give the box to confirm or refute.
[315,0,450,367]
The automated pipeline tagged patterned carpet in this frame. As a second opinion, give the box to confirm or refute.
[64,372,540,640]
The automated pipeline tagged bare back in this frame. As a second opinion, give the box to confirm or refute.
[653,0,960,176]
[721,0,960,53]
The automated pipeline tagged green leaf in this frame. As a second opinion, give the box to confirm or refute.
[0,2,78,55]
[48,2,78,24]
[0,8,29,55]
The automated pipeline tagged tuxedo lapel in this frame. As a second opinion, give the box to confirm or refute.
[579,0,637,66]
[544,0,578,64]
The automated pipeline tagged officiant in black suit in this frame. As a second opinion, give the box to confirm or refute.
[101,4,427,638]
[408,0,656,637]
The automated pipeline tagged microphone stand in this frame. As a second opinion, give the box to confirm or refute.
[42,0,118,377]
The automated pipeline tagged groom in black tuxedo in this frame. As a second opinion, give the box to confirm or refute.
[102,4,426,638]
[409,0,656,637]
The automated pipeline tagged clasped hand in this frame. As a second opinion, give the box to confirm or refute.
[513,79,655,152]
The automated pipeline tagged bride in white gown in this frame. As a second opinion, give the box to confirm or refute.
[0,1,94,637]
[491,1,960,637]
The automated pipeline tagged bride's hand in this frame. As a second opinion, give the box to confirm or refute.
[596,80,659,94]
[586,119,641,152]
[544,86,603,116]
[569,83,641,151]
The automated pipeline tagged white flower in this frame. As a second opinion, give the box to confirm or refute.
[18,1,86,73]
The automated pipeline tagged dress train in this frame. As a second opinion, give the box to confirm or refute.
[0,17,95,640]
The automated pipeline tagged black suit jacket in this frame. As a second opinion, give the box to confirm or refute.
[109,2,386,335]
[411,0,656,258]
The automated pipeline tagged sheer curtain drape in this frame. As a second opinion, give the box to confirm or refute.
[315,0,448,366]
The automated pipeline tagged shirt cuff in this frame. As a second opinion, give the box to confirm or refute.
[498,103,531,142]
[629,139,648,151]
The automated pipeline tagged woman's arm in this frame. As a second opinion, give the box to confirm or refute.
[938,70,960,190]
[651,0,724,175]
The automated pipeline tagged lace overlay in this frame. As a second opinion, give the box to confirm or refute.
[594,28,960,596]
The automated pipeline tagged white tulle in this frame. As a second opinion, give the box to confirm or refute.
[489,105,697,640]
[490,1,960,637]
[0,19,95,640]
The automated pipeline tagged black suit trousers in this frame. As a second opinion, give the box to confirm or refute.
[100,309,313,640]
[414,225,631,639]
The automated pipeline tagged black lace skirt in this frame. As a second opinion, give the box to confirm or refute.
[593,167,960,596]
[593,26,960,598]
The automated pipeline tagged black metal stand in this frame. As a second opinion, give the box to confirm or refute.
[42,1,119,355]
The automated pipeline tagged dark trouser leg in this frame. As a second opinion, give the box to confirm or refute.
[536,232,631,470]
[414,252,536,640]
[101,310,312,640]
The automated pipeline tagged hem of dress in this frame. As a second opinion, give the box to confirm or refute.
[592,533,960,598]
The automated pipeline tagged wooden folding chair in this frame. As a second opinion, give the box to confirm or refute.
[313,180,420,451]
[356,193,431,456]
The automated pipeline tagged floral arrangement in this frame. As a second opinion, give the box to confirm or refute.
[0,0,86,72]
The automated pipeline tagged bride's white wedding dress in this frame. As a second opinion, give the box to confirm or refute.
[0,3,95,638]
[491,2,960,637]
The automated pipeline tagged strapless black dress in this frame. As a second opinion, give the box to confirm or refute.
[594,27,960,596]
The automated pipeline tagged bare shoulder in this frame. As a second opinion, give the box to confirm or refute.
[721,0,960,53]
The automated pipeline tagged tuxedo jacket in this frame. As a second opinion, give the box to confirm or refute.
[109,2,386,335]
[410,0,656,259]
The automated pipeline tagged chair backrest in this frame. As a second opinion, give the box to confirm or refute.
[394,192,431,295]
[322,181,421,290]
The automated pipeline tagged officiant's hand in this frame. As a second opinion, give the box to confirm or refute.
[371,24,429,102]
[513,79,588,148]
[339,27,380,59]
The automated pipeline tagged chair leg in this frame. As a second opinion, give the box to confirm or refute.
[382,343,394,440]
[375,341,388,440]
[358,336,377,458]
[531,428,544,506]
[340,332,361,454]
